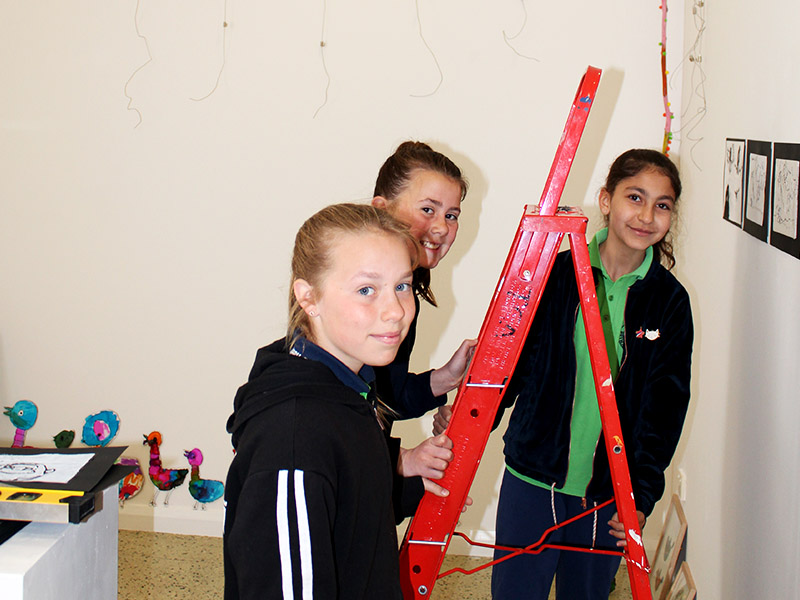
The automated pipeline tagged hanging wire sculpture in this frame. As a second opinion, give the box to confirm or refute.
[123,0,153,128]
[191,0,229,102]
[313,0,331,118]
[670,0,707,169]
[502,0,540,62]
[410,0,444,98]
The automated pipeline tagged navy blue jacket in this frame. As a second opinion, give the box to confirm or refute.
[497,250,693,517]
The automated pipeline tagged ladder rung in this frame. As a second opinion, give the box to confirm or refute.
[464,382,505,389]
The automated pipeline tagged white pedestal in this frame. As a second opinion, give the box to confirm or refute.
[0,486,118,600]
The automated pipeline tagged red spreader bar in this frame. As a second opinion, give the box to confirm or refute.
[438,499,621,579]
[398,66,652,600]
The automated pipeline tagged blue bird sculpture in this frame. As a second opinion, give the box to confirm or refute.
[184,448,224,510]
[82,410,120,447]
[3,400,38,447]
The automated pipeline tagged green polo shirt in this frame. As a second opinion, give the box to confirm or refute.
[508,228,652,496]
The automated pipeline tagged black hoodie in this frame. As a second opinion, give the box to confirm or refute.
[223,340,402,600]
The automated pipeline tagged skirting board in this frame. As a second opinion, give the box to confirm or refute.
[119,502,224,538]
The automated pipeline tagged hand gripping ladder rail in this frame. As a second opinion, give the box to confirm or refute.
[398,66,652,600]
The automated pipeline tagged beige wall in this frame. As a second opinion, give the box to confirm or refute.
[674,1,800,598]
[0,0,709,579]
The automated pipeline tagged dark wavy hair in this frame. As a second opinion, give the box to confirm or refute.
[602,149,682,270]
[373,141,468,306]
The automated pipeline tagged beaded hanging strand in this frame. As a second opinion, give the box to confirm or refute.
[659,2,674,156]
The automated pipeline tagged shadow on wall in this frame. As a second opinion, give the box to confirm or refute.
[407,141,488,372]
[392,69,632,544]
[411,67,625,373]
[720,233,800,599]
[563,67,623,211]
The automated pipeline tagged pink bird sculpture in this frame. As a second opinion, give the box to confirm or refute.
[143,431,188,506]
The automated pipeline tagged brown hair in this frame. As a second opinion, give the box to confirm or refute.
[373,141,468,306]
[287,203,418,347]
[602,149,682,270]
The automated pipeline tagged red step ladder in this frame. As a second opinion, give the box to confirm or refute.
[398,66,652,600]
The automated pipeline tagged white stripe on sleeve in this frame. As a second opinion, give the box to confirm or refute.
[293,470,313,600]
[276,470,294,600]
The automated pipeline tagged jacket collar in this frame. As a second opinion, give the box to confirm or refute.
[588,227,653,282]
[290,337,375,398]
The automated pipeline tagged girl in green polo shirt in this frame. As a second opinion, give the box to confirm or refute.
[437,149,694,599]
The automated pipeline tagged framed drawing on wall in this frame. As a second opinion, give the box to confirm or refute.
[743,140,772,241]
[723,138,745,226]
[650,494,688,600]
[769,142,800,258]
[666,562,697,600]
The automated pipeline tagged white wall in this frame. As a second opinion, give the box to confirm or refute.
[675,1,800,598]
[1,0,685,572]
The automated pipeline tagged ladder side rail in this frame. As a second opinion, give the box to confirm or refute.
[402,212,577,544]
[433,226,565,516]
[399,223,565,600]
[468,217,540,356]
[569,232,652,600]
[538,67,602,216]
[399,65,602,599]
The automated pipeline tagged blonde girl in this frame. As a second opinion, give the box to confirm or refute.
[224,204,419,600]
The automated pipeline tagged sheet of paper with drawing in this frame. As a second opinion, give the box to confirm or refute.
[0,446,127,492]
[0,452,94,484]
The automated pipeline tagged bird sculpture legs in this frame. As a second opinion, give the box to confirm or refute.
[150,488,176,507]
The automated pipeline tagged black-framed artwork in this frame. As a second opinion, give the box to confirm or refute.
[723,138,745,226]
[769,143,800,258]
[743,140,772,241]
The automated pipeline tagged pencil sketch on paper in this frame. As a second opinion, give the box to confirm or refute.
[0,452,94,484]
[772,158,799,239]
[723,139,744,225]
[746,153,767,226]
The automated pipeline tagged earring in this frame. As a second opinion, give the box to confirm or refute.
[309,310,315,317]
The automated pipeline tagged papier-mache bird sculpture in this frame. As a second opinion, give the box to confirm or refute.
[81,410,120,447]
[78,410,143,506]
[143,431,188,507]
[53,429,76,448]
[118,457,144,506]
[3,400,38,448]
[183,448,224,510]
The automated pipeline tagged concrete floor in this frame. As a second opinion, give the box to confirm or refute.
[118,530,633,599]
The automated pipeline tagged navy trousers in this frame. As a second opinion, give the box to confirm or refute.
[491,469,622,600]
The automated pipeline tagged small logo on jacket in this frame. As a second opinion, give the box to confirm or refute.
[635,327,660,340]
